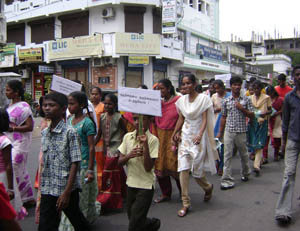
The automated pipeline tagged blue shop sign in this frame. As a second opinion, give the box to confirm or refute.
[196,44,222,61]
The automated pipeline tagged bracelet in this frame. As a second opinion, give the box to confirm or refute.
[7,189,14,193]
[87,170,94,174]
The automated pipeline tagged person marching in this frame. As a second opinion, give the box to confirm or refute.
[218,76,254,190]
[90,87,105,193]
[59,91,100,230]
[154,79,181,203]
[247,80,272,176]
[172,74,217,217]
[263,86,284,163]
[95,94,127,211]
[118,114,161,231]
[275,66,300,224]
[38,92,89,231]
[5,80,35,208]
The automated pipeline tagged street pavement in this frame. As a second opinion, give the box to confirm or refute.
[20,117,300,231]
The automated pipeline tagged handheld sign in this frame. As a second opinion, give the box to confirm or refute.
[50,75,82,95]
[118,87,162,135]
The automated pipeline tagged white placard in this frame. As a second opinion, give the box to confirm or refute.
[50,75,82,96]
[118,87,162,117]
[215,73,232,89]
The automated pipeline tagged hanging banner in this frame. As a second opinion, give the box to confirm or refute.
[115,33,160,55]
[162,0,177,34]
[48,35,103,61]
[18,48,43,64]
[118,87,162,117]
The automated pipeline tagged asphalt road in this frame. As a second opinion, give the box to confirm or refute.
[19,123,300,231]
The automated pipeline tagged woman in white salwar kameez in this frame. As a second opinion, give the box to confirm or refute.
[172,74,218,217]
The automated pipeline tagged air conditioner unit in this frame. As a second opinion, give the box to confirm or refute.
[92,58,104,67]
[104,57,116,65]
[19,69,29,78]
[101,8,115,18]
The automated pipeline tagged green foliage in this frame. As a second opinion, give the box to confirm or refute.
[267,49,300,66]
[24,92,33,105]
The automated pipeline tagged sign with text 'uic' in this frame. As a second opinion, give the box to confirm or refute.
[118,87,162,117]
[50,75,82,96]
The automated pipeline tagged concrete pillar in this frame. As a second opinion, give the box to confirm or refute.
[144,6,153,33]
[55,16,62,39]
[25,23,31,45]
[117,57,125,87]
[143,58,153,87]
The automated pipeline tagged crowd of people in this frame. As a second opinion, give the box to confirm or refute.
[0,65,300,231]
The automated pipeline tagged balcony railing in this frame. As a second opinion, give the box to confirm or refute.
[5,0,160,22]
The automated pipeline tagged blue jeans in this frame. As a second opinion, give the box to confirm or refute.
[275,139,300,217]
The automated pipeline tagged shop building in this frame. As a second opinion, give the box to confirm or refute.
[3,0,228,96]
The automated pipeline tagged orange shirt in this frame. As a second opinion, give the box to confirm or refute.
[275,85,293,98]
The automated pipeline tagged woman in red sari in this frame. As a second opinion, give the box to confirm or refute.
[95,94,127,211]
[154,79,181,203]
[263,86,284,163]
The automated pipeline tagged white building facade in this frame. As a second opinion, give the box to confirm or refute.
[3,0,229,100]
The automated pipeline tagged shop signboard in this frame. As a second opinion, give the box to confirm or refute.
[48,35,103,61]
[162,0,177,34]
[0,43,16,67]
[18,47,43,64]
[115,33,160,55]
[196,44,222,61]
[128,56,149,67]
[38,65,55,73]
[0,55,14,67]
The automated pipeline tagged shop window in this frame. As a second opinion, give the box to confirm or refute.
[124,6,146,33]
[98,77,110,84]
[59,12,89,38]
[29,18,55,44]
[206,3,210,16]
[5,0,14,5]
[198,0,204,12]
[177,29,186,52]
[7,23,25,45]
[153,8,162,34]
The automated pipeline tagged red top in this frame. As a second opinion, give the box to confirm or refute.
[275,85,293,98]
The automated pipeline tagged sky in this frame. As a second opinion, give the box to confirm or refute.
[219,0,300,42]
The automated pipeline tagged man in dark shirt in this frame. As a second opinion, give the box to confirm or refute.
[275,66,300,224]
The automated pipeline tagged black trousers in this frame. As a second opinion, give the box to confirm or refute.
[127,186,154,231]
[38,189,89,231]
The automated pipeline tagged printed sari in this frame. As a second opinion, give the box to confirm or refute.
[5,101,34,203]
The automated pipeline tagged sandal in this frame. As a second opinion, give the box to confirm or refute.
[177,207,189,217]
[204,184,213,202]
[154,196,171,203]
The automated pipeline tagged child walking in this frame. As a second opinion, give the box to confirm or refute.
[118,114,161,231]
[38,92,89,231]
[59,91,100,230]
[95,94,127,210]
